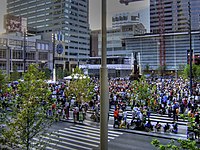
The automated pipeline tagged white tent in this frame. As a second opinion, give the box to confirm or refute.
[63,74,89,80]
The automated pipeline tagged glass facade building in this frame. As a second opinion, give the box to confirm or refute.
[150,0,200,33]
[125,31,200,71]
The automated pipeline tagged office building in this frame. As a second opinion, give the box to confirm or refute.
[150,0,200,33]
[96,12,146,57]
[7,0,90,71]
[124,31,200,72]
[0,32,52,75]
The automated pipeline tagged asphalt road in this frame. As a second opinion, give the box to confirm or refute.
[48,121,180,150]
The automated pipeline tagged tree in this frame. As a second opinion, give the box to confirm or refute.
[64,67,94,105]
[10,65,21,81]
[130,76,157,108]
[182,64,200,81]
[0,64,56,150]
[42,68,51,80]
[151,139,200,150]
[56,67,64,80]
[144,64,150,74]
[0,70,7,93]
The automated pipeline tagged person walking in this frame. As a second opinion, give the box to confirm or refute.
[113,108,119,128]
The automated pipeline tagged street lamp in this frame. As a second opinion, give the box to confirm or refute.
[52,33,56,82]
[188,1,193,97]
[23,29,26,73]
[100,0,109,149]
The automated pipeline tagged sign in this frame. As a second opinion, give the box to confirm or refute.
[4,14,21,33]
[56,43,64,54]
[4,14,27,33]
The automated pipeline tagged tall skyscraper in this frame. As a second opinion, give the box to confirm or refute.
[150,0,200,33]
[7,0,90,70]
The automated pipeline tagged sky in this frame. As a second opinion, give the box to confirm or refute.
[0,0,150,33]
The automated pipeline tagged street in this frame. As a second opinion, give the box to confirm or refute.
[44,121,181,150]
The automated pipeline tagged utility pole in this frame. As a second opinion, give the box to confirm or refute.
[52,33,56,82]
[23,29,26,73]
[188,1,193,97]
[100,0,109,149]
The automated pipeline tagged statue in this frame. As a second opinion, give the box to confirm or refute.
[129,52,141,81]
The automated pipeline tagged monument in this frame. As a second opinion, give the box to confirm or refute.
[129,52,141,81]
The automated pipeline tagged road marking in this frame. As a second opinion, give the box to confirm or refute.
[53,131,100,144]
[40,135,92,150]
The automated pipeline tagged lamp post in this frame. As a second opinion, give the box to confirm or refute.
[6,45,11,77]
[188,1,193,97]
[52,33,56,82]
[23,29,26,73]
[100,0,109,149]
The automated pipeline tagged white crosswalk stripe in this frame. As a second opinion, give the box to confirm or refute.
[33,124,123,150]
[109,107,188,126]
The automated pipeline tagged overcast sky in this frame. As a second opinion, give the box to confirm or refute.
[0,0,149,33]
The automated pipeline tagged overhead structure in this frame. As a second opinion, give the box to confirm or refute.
[119,0,143,5]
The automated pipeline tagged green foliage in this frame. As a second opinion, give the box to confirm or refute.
[73,66,83,74]
[182,64,200,81]
[42,68,51,80]
[130,76,157,107]
[1,64,55,150]
[65,67,94,104]
[151,139,200,150]
[0,70,7,93]
[10,65,21,81]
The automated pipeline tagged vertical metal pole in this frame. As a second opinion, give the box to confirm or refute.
[6,46,10,77]
[100,0,109,149]
[23,30,26,73]
[188,1,193,96]
[52,33,56,82]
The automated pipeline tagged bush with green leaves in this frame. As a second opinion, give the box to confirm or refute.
[151,139,200,150]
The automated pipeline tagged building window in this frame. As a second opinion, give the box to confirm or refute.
[39,52,48,60]
[13,50,23,59]
[0,61,6,70]
[26,52,35,60]
[0,49,6,59]
[12,61,23,70]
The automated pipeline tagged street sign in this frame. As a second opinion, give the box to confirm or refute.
[56,43,63,54]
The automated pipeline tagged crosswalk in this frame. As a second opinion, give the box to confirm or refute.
[108,107,188,126]
[33,123,123,150]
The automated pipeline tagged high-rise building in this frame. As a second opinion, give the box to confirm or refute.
[6,0,90,71]
[150,0,200,33]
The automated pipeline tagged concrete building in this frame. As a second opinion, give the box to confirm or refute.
[112,12,141,29]
[96,12,146,57]
[150,0,200,33]
[6,0,90,71]
[0,32,52,75]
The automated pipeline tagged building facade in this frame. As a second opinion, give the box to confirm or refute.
[124,31,200,72]
[96,12,146,57]
[7,0,90,71]
[0,32,52,75]
[150,0,200,33]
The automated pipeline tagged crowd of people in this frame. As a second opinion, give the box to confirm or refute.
[0,76,200,139]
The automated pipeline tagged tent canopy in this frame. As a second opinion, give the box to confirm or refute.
[63,73,89,80]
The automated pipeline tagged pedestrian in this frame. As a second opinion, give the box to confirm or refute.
[113,108,119,128]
